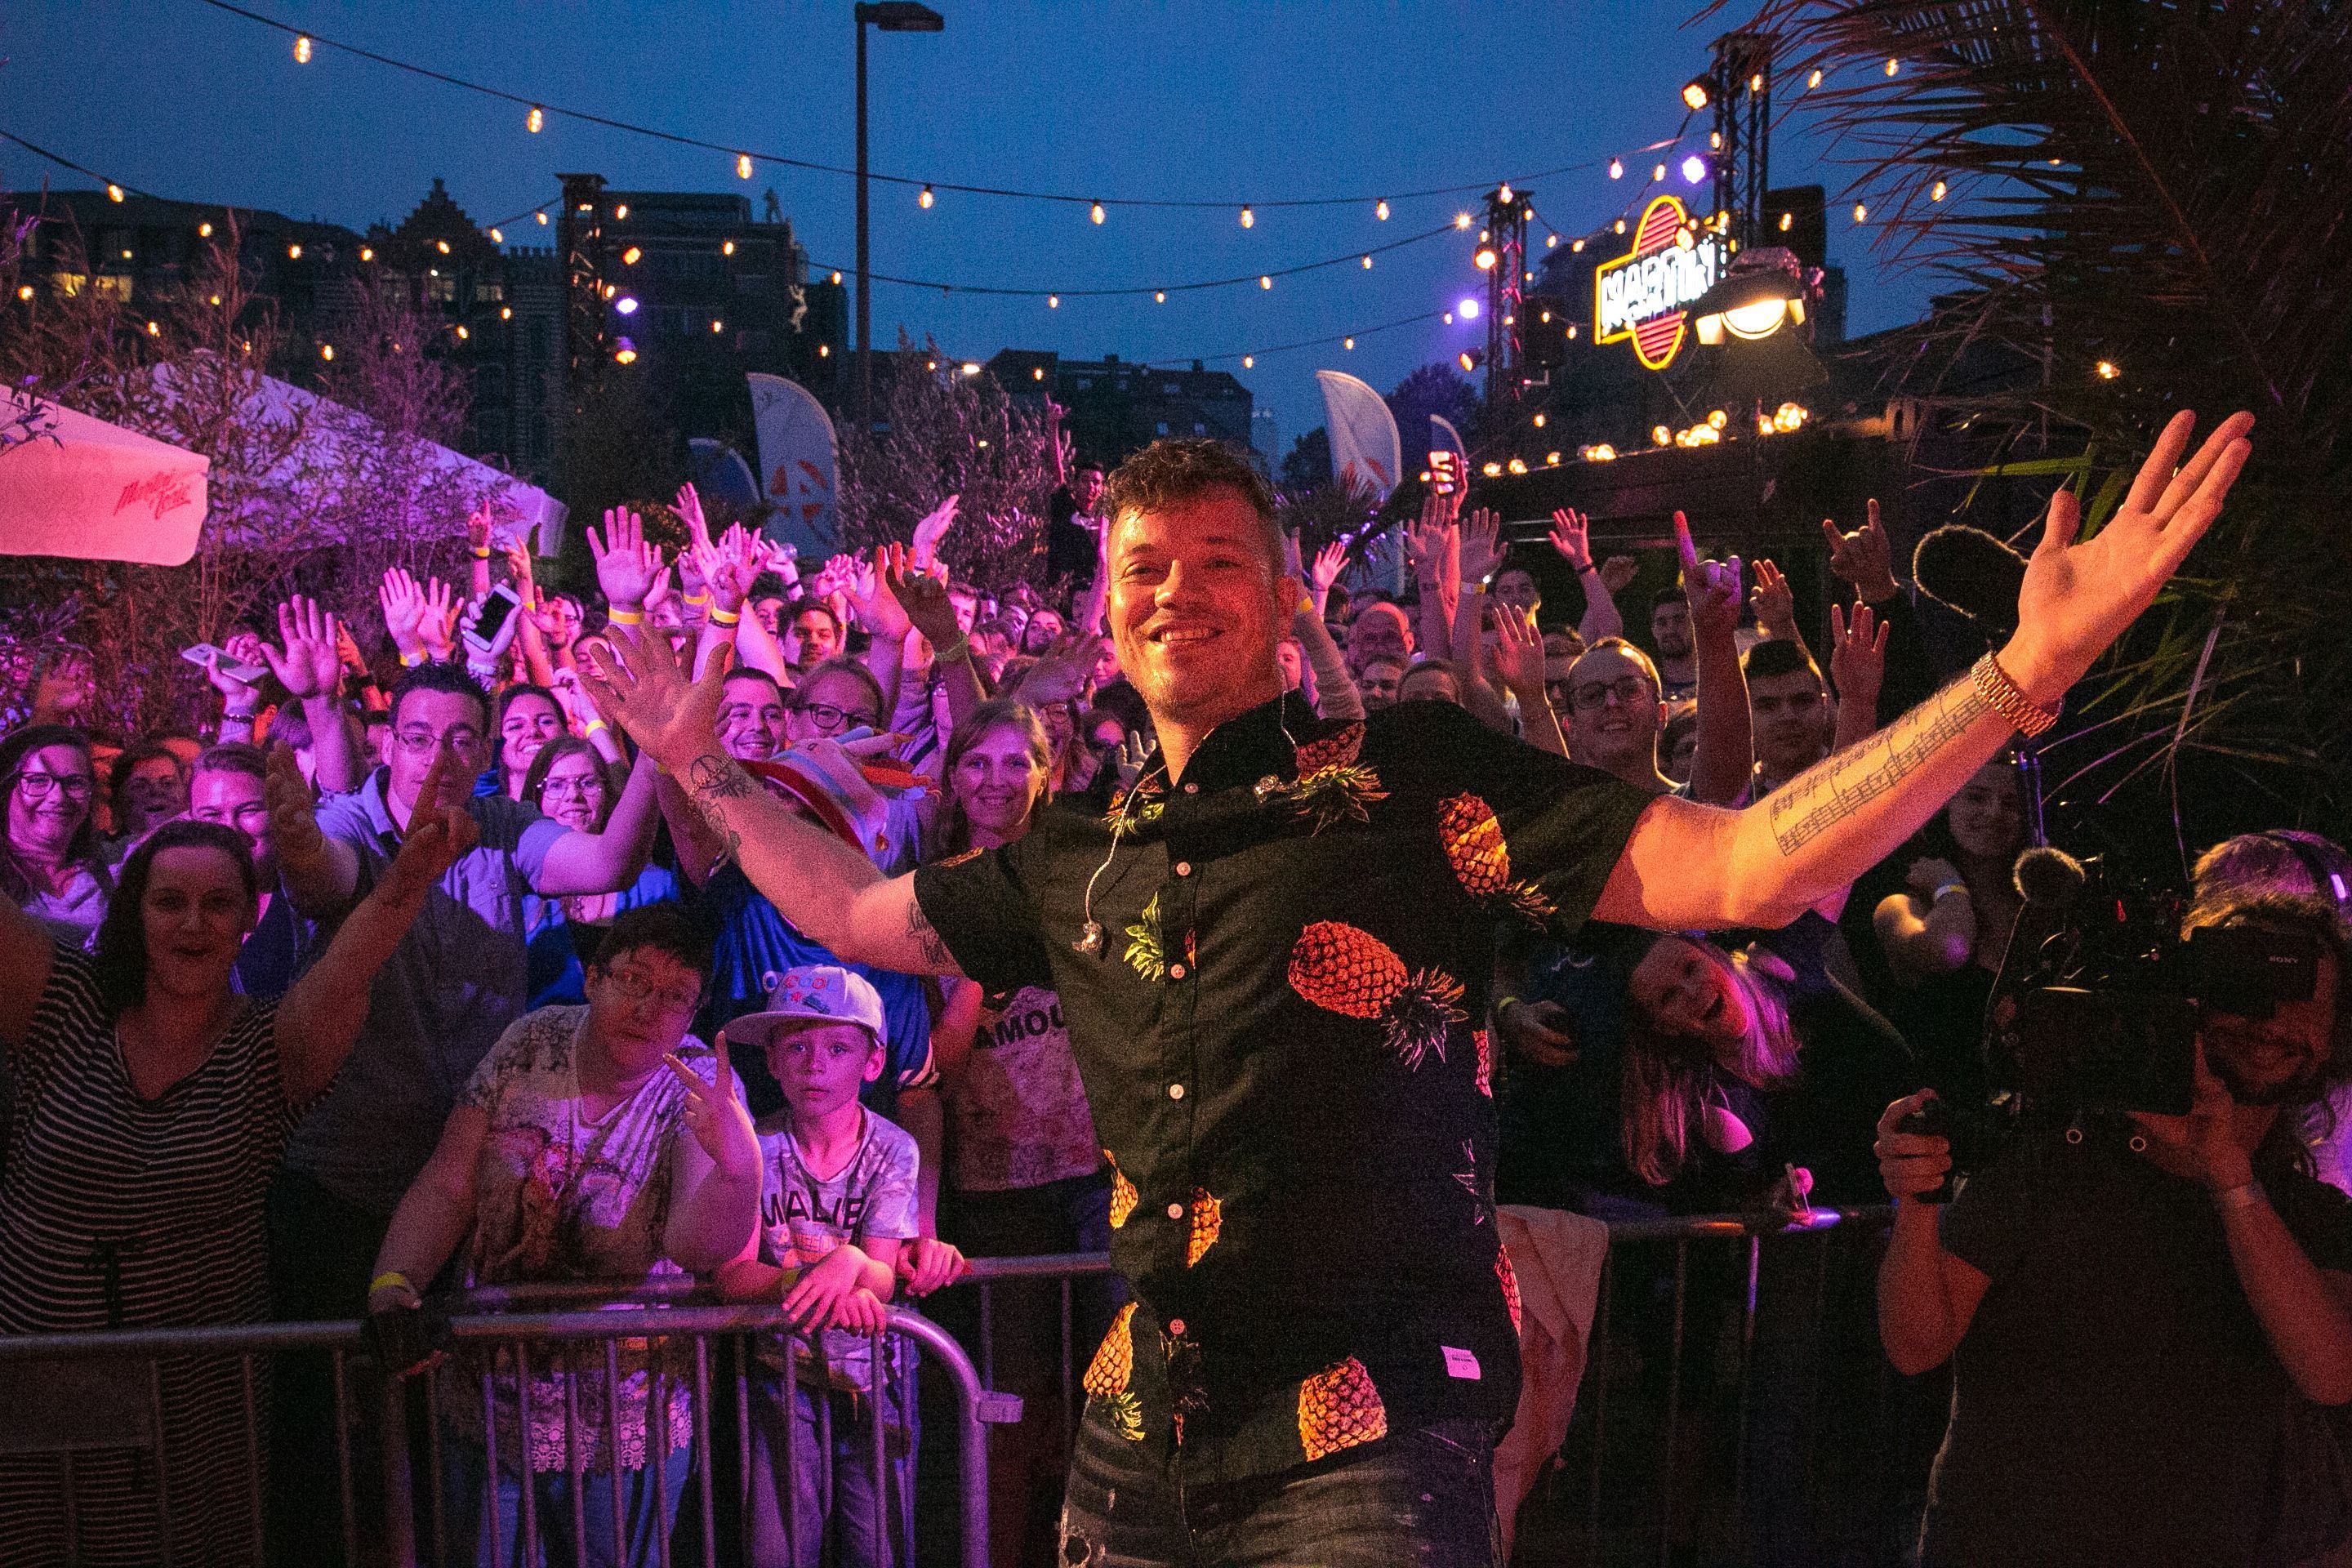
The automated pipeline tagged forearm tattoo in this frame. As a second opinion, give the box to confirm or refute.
[1766,679,1992,857]
[686,753,757,862]
[905,898,954,971]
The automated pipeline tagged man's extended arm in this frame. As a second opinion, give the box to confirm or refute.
[1679,516,1754,808]
[1597,410,2253,931]
[584,632,960,976]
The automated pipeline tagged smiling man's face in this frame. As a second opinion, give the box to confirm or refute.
[1107,486,1295,734]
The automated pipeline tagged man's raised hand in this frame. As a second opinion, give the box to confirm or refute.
[1829,602,1888,712]
[265,743,331,877]
[1675,511,1743,639]
[584,623,729,774]
[1820,500,1900,603]
[588,507,663,611]
[1548,508,1594,572]
[2004,409,2253,706]
[263,595,345,701]
[911,493,959,567]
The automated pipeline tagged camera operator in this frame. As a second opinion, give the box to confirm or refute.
[1873,889,2352,1567]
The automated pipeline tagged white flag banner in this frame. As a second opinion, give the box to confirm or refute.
[0,391,209,565]
[1315,369,1402,501]
[748,372,840,558]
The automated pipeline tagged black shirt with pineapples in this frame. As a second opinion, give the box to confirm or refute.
[913,693,1652,1482]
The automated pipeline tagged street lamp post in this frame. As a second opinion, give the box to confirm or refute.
[853,2,943,435]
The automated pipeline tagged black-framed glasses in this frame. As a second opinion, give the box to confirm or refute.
[1570,675,1657,712]
[15,770,94,801]
[793,701,877,731]
[394,727,485,755]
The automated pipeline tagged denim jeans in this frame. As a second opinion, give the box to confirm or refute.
[1057,1403,1503,1567]
[744,1374,915,1568]
[440,1437,691,1568]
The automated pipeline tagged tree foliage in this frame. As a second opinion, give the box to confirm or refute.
[1739,0,2352,851]
[0,214,499,736]
[836,332,1065,591]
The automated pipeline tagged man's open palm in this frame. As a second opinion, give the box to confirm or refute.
[2007,409,2253,702]
[586,625,728,772]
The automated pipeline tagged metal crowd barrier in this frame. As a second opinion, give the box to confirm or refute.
[0,1299,1002,1568]
[0,1209,1910,1568]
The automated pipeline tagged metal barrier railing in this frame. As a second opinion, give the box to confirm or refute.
[0,1209,1906,1568]
[0,1301,1001,1568]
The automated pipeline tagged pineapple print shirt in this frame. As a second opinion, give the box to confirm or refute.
[911,694,1655,1482]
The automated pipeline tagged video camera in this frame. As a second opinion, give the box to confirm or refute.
[1901,847,2324,1193]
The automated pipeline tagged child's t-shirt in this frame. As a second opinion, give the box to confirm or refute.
[752,1107,920,1385]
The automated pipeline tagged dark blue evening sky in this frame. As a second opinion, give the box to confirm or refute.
[2,2,1934,458]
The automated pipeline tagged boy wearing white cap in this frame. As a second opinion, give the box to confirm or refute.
[717,964,920,1567]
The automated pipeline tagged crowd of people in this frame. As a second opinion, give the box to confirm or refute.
[2,407,2347,1568]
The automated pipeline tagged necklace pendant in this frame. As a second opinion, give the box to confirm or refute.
[1253,774,1283,803]
[1075,920,1106,954]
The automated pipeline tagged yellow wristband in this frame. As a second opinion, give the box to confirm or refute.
[710,607,741,626]
[607,608,644,626]
[399,650,424,668]
[370,1271,415,1297]
[582,718,608,737]
[684,591,712,607]
[471,546,492,559]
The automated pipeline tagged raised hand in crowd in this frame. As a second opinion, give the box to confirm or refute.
[1750,559,1802,645]
[1829,601,1888,747]
[1600,555,1640,595]
[203,639,265,741]
[464,502,492,559]
[588,506,664,614]
[675,481,714,551]
[1490,603,1567,757]
[1309,538,1348,605]
[1547,507,1595,572]
[1677,512,1744,642]
[1821,499,1902,603]
[421,576,460,663]
[1459,507,1506,587]
[380,567,433,664]
[261,595,344,702]
[911,492,959,569]
[28,648,97,727]
[846,546,915,644]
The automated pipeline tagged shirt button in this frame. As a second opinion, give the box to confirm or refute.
[1166,1202,1186,1220]
[1168,962,1187,979]
[1174,861,1192,877]
[1169,1083,1185,1100]
[1183,782,1199,795]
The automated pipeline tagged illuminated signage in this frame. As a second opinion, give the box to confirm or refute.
[1594,194,1724,371]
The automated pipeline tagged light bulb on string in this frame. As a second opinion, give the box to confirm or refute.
[1806,69,1823,88]
[1154,290,1165,302]
[1653,163,1668,182]
[1048,295,1059,308]
[1343,337,1355,350]
[1374,199,1389,220]
[436,238,452,255]
[1885,57,1900,75]
[199,221,214,238]
[1571,238,1584,252]
[1608,158,1624,180]
[1853,203,1869,223]
[1090,201,1105,225]
[1259,275,1272,289]
[293,33,312,63]
[528,105,545,133]
[1498,183,1513,203]
[1242,355,1254,368]
[1931,180,1947,202]
[723,240,735,255]
[107,184,125,203]
[1361,255,1372,269]
[488,228,503,243]
[737,154,753,180]
[1545,234,1559,247]
[831,271,842,284]
[536,212,548,225]
[1613,218,1626,234]
[918,185,934,208]
[1239,206,1254,228]
[1454,212,1472,229]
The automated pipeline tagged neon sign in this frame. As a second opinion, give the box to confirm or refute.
[1594,194,1724,371]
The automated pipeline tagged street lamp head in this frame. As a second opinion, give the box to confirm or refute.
[859,2,944,29]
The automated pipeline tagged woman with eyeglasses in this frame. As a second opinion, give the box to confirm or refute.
[924,701,1119,1567]
[0,758,473,1566]
[0,724,114,947]
[518,737,680,1008]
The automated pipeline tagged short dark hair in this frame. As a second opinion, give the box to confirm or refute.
[789,599,843,639]
[1100,438,1284,573]
[497,683,562,730]
[795,657,885,725]
[194,742,269,781]
[1651,586,1686,612]
[109,740,189,822]
[390,662,490,731]
[591,903,716,989]
[91,820,259,1013]
[1742,638,1823,686]
[722,665,787,701]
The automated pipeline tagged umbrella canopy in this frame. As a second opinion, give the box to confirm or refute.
[0,390,209,565]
